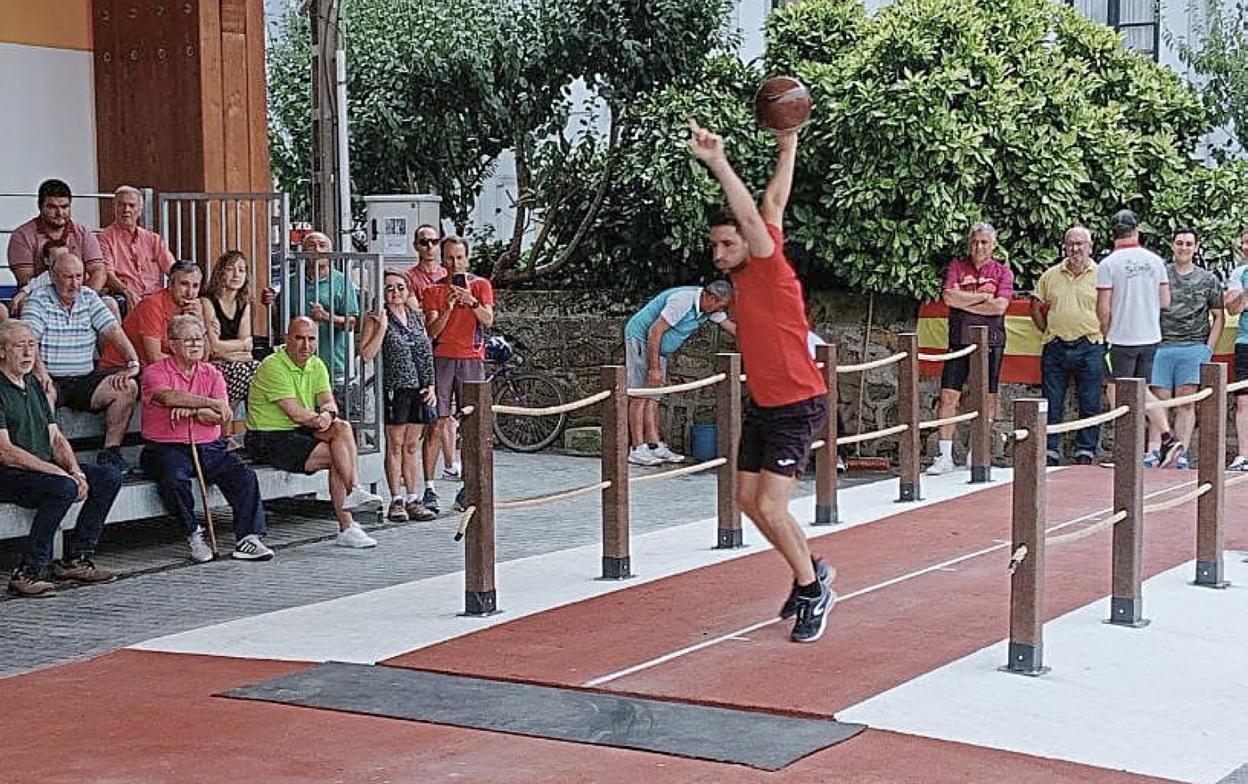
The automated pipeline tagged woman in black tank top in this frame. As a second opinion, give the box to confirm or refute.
[201,251,262,445]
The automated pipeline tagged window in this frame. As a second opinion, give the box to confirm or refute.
[1068,0,1160,60]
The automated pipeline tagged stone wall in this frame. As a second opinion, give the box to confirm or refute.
[493,289,1235,464]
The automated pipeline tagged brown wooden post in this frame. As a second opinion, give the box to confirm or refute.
[897,333,921,502]
[461,380,497,615]
[1110,378,1148,627]
[968,325,992,483]
[716,353,743,548]
[1195,362,1229,588]
[600,366,632,579]
[814,343,839,525]
[1004,398,1047,676]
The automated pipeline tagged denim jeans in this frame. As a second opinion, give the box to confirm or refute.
[0,463,123,571]
[1042,338,1105,458]
[140,439,267,540]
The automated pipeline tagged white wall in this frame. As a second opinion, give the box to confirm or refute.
[0,42,99,244]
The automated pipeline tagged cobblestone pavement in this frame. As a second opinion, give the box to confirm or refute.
[0,451,888,677]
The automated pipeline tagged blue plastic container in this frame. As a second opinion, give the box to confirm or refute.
[690,423,718,462]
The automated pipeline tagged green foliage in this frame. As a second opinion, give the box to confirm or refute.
[1172,0,1248,155]
[1153,159,1248,269]
[764,0,867,74]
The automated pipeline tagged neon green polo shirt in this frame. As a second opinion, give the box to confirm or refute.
[245,346,332,432]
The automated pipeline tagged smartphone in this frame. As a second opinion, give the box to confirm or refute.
[452,272,468,288]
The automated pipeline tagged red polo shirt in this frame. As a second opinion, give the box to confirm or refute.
[99,289,181,368]
[730,224,826,408]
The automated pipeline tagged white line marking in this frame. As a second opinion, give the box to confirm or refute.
[581,479,1196,688]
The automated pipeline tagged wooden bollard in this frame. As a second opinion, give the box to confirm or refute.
[1195,362,1229,588]
[968,325,992,483]
[1004,398,1047,676]
[461,380,497,615]
[1110,378,1148,627]
[897,333,921,502]
[716,352,743,548]
[600,366,632,579]
[814,343,839,525]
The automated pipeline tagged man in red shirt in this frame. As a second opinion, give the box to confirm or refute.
[97,185,177,313]
[690,119,834,644]
[6,179,105,288]
[406,224,448,298]
[421,236,495,514]
[99,261,203,369]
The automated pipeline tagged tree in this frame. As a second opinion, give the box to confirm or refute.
[1173,0,1248,155]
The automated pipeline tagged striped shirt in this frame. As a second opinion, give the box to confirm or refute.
[22,286,118,377]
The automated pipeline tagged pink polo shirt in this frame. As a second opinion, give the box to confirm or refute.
[140,357,228,444]
[99,223,176,298]
[6,217,104,277]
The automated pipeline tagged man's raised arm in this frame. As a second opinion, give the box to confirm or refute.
[689,120,774,259]
[760,131,797,227]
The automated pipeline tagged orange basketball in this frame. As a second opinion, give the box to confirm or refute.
[753,76,811,133]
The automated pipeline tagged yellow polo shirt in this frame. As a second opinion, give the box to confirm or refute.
[1034,260,1102,344]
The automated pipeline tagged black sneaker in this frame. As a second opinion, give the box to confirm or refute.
[453,487,468,513]
[422,487,440,515]
[1158,436,1185,468]
[1074,454,1094,466]
[95,446,131,474]
[780,558,833,620]
[791,581,836,644]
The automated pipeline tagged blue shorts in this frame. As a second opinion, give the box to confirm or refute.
[1150,343,1211,390]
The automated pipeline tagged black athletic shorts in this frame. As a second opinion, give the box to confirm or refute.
[384,387,437,426]
[1235,345,1248,397]
[245,428,319,474]
[940,345,1004,394]
[1108,343,1158,382]
[53,368,126,411]
[738,394,828,477]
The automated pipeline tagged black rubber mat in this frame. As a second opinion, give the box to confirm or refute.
[223,662,865,770]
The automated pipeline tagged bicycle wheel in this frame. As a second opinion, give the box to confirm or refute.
[493,372,567,453]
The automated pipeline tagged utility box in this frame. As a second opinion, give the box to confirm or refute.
[363,194,442,257]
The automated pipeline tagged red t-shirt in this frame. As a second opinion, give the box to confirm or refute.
[730,224,826,408]
[99,289,180,368]
[422,275,496,359]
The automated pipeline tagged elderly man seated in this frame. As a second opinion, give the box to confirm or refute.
[25,253,142,473]
[98,185,176,313]
[246,317,382,548]
[0,320,122,598]
[139,315,272,563]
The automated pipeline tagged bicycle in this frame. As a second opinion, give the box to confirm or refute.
[486,334,568,452]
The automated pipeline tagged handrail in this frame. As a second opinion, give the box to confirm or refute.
[918,411,980,431]
[1046,405,1131,435]
[627,373,727,397]
[836,352,908,374]
[1046,509,1128,546]
[916,344,978,363]
[836,423,909,446]
[629,457,727,485]
[1142,483,1211,514]
[1146,388,1213,411]
[493,389,612,417]
[495,480,612,510]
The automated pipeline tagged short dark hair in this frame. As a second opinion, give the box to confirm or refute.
[1172,226,1200,243]
[37,179,72,207]
[441,235,470,256]
[1109,209,1138,240]
[708,207,739,230]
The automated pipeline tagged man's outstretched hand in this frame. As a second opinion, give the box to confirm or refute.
[688,120,726,166]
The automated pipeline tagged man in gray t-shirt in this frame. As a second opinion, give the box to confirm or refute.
[1147,228,1224,467]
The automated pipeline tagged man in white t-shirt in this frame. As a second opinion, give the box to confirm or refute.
[1095,209,1182,466]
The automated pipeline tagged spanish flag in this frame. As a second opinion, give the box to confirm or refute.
[916,300,1241,384]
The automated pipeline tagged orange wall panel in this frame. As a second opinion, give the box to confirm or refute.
[0,0,93,50]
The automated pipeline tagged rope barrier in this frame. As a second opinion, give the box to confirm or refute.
[836,352,908,374]
[495,480,613,510]
[452,505,476,542]
[1046,509,1128,546]
[1141,482,1211,514]
[627,372,727,398]
[810,439,826,450]
[1227,379,1248,394]
[493,389,612,417]
[1225,472,1248,489]
[1008,544,1028,574]
[457,405,476,418]
[1008,428,1030,442]
[836,422,910,446]
[1145,387,1213,411]
[918,410,980,431]
[629,457,727,485]
[1046,405,1131,435]
[916,344,978,363]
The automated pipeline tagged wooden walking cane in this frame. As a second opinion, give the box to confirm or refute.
[186,415,218,556]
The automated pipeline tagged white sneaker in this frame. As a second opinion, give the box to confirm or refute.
[1229,456,1248,472]
[628,445,663,466]
[837,456,847,473]
[342,485,384,513]
[925,454,958,476]
[187,527,214,563]
[651,443,686,464]
[232,534,274,561]
[441,463,462,480]
[335,523,377,549]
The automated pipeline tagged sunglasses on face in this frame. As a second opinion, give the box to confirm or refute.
[416,238,438,247]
